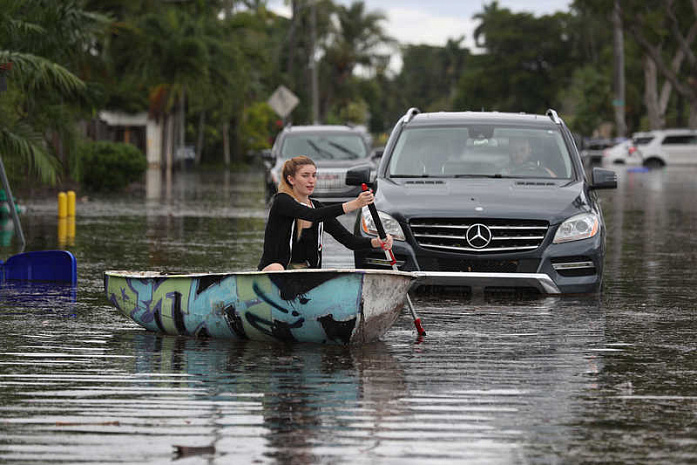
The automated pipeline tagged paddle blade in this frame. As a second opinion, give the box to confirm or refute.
[3,250,77,284]
[413,318,426,336]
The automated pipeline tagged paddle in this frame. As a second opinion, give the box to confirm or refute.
[361,183,426,336]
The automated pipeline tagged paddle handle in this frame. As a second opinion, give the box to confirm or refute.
[361,183,387,237]
[361,183,425,336]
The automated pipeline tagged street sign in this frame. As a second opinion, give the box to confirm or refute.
[268,85,299,119]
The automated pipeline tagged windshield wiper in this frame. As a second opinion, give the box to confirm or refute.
[307,140,334,159]
[326,141,360,159]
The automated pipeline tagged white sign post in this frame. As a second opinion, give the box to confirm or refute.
[268,85,300,121]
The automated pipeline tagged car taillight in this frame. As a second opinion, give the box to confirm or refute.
[628,146,637,154]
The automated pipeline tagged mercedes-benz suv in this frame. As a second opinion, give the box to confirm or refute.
[349,108,617,295]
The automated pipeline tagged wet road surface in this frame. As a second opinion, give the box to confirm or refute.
[1,166,696,464]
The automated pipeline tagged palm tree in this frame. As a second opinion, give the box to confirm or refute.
[326,1,394,81]
[0,0,97,185]
[322,1,395,121]
[109,8,211,170]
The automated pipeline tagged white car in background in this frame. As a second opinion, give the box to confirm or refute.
[602,132,651,165]
[634,128,697,168]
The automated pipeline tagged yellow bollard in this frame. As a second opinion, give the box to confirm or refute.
[58,217,67,246]
[67,190,76,217]
[58,192,67,218]
[67,216,75,246]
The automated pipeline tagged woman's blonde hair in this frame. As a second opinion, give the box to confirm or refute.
[278,155,316,200]
[277,156,316,240]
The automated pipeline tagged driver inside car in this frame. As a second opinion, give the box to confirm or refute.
[506,136,557,177]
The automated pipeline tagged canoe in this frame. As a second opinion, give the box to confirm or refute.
[104,268,416,345]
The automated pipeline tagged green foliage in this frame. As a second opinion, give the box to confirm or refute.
[3,0,694,186]
[241,102,279,153]
[321,1,394,122]
[563,65,612,136]
[399,40,468,113]
[79,141,147,192]
[456,4,580,113]
[0,0,105,186]
[326,98,369,125]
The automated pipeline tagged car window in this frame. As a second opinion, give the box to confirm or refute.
[585,140,613,150]
[280,133,368,160]
[661,135,697,145]
[633,136,654,145]
[388,126,573,179]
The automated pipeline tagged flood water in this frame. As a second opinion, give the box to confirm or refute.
[1,166,696,464]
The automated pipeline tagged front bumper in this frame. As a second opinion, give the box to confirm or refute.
[354,228,605,295]
[413,271,560,294]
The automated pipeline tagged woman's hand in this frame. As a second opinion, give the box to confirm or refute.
[343,190,374,213]
[371,233,393,250]
[355,190,374,207]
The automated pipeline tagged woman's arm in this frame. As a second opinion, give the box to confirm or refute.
[275,193,345,221]
[276,191,375,221]
[322,215,393,251]
[323,216,373,250]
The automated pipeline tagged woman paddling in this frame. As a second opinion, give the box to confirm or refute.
[258,155,393,271]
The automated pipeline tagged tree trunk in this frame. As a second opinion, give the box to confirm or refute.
[642,32,696,130]
[310,0,319,124]
[612,0,627,137]
[231,116,241,163]
[163,113,174,176]
[628,12,697,128]
[287,0,298,80]
[179,90,186,171]
[677,93,685,128]
[223,120,230,167]
[644,55,663,129]
[690,100,697,129]
[195,110,205,166]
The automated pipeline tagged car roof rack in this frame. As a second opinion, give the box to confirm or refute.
[546,109,562,124]
[404,107,420,123]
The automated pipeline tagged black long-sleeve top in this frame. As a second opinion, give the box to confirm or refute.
[257,193,373,270]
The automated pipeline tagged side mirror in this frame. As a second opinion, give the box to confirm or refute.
[590,167,617,189]
[260,149,274,162]
[371,148,384,159]
[346,165,372,186]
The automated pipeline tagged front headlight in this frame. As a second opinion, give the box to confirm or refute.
[360,207,406,241]
[553,212,599,243]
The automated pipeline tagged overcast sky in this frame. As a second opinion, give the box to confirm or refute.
[265,0,573,50]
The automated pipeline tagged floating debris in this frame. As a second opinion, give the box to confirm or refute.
[173,445,216,459]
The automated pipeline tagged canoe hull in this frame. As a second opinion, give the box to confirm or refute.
[104,269,415,345]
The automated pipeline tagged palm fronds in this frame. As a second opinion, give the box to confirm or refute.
[0,122,58,185]
[0,51,86,95]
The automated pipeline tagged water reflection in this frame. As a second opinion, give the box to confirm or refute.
[2,168,697,463]
[145,168,161,200]
[0,281,77,307]
[32,332,407,464]
[0,217,15,247]
[602,166,697,305]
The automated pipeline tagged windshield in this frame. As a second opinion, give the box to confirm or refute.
[387,125,574,179]
[280,133,368,160]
